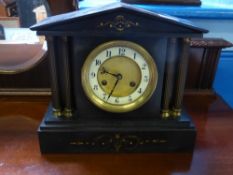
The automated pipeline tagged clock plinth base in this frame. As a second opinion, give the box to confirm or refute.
[38,106,196,153]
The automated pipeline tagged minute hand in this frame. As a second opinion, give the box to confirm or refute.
[107,78,119,100]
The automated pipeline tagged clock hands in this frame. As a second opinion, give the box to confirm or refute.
[101,67,118,78]
[107,78,119,100]
[107,73,122,100]
[100,67,123,101]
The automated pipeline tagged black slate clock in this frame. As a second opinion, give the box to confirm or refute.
[31,3,207,153]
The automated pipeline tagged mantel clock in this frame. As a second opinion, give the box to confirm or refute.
[31,3,207,153]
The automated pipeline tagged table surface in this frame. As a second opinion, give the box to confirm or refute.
[0,94,233,175]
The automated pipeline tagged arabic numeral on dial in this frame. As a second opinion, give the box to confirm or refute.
[90,72,96,78]
[118,47,126,56]
[115,98,119,103]
[138,88,142,94]
[95,59,102,66]
[141,63,147,70]
[133,52,137,59]
[144,75,149,82]
[103,93,107,100]
[93,85,99,91]
[128,96,132,102]
[106,50,112,58]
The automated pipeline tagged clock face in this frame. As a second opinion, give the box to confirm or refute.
[81,40,158,113]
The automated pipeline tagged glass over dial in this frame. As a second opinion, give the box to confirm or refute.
[81,40,158,113]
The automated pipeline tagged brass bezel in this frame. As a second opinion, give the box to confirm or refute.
[81,40,158,113]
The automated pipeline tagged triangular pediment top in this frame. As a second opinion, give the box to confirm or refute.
[31,2,207,34]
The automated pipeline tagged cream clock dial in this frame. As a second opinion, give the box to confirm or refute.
[81,40,158,113]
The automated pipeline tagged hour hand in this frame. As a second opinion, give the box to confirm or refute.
[101,67,118,77]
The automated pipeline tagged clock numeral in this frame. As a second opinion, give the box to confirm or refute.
[144,75,149,82]
[128,96,132,102]
[115,98,119,103]
[90,72,96,78]
[103,93,107,100]
[95,59,102,66]
[106,50,112,58]
[93,85,99,91]
[141,63,147,70]
[138,88,142,94]
[118,47,126,56]
[133,53,137,59]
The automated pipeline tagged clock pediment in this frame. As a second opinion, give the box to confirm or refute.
[31,3,207,37]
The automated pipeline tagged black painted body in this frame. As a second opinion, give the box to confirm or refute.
[31,3,206,153]
[39,105,196,153]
